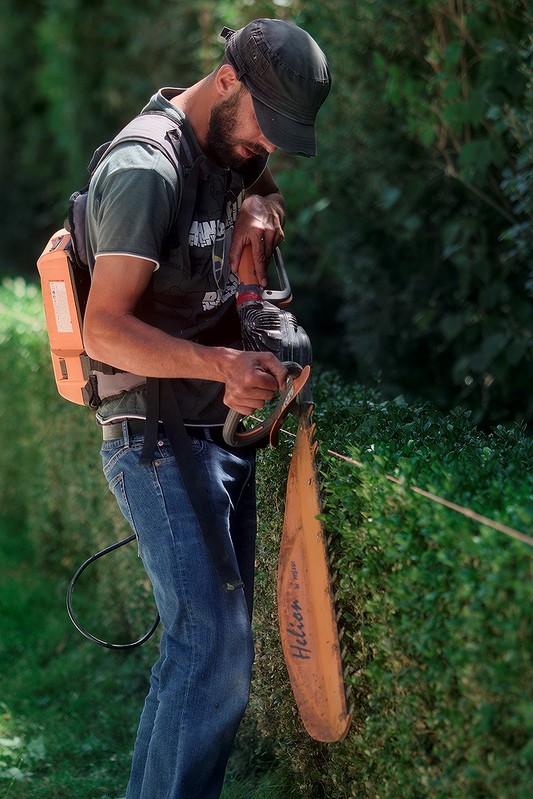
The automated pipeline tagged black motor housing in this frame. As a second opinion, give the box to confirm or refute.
[238,300,313,408]
[239,301,312,365]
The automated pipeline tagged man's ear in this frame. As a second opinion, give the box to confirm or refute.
[214,63,241,97]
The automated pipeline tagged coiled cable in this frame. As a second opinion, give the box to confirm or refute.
[66,534,160,650]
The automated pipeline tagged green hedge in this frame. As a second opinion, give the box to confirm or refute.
[0,278,155,645]
[246,379,533,798]
[1,279,532,797]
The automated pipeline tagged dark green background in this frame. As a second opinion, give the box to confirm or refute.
[1,0,531,427]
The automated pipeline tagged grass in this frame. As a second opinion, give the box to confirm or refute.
[0,515,145,798]
[0,516,292,799]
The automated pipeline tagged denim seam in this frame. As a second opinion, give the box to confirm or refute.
[107,470,138,536]
[144,458,199,787]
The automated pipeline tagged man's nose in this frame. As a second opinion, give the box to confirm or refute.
[259,136,277,154]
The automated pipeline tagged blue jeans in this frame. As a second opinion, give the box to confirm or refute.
[101,422,257,798]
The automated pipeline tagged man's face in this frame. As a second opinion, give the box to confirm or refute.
[206,86,276,169]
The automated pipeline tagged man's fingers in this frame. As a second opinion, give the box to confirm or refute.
[255,357,288,391]
[223,354,289,414]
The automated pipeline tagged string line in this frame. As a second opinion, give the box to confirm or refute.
[327,449,533,548]
[252,415,531,547]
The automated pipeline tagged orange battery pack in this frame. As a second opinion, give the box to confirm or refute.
[37,229,91,406]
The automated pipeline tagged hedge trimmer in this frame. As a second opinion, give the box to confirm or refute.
[223,245,352,742]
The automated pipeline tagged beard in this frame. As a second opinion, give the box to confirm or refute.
[205,89,268,170]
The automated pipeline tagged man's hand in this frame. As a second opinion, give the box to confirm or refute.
[229,168,285,288]
[222,350,288,416]
[229,194,285,287]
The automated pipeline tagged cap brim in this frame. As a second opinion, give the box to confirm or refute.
[252,96,316,157]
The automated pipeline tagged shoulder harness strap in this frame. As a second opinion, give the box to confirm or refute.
[102,112,243,592]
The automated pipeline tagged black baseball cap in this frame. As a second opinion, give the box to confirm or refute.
[221,19,331,157]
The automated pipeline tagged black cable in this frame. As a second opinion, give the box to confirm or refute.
[66,534,160,650]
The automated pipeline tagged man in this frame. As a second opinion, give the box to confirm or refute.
[83,18,330,799]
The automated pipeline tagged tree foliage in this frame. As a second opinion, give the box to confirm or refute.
[282,0,532,426]
[0,0,530,426]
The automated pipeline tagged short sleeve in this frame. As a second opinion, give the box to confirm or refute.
[86,142,180,267]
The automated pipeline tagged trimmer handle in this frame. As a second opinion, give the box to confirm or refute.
[222,362,311,448]
[265,249,293,306]
[236,245,292,308]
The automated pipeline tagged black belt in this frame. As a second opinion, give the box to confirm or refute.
[101,420,146,440]
[101,419,228,447]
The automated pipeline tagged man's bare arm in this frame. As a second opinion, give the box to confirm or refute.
[83,254,287,415]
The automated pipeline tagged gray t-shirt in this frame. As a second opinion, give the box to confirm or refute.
[86,88,267,425]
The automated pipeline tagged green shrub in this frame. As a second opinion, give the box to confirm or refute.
[0,278,155,647]
[1,282,531,797]
[247,375,533,798]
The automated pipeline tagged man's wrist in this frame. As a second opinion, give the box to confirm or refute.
[264,191,285,227]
